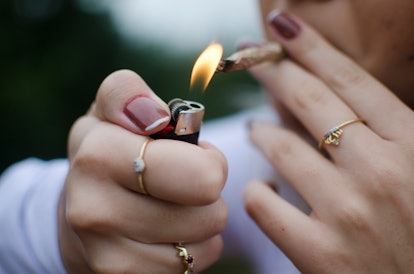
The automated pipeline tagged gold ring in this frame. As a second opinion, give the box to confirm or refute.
[318,119,364,150]
[134,139,152,195]
[175,242,195,274]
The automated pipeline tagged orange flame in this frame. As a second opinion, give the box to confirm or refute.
[190,43,223,92]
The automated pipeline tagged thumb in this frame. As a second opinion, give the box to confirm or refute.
[92,69,171,135]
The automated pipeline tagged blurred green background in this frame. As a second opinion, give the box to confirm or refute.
[1,1,260,272]
[0,0,262,173]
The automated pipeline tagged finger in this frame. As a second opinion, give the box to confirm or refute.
[243,180,325,270]
[72,122,227,206]
[67,115,99,160]
[65,173,228,243]
[141,140,227,205]
[175,236,224,274]
[92,69,171,135]
[266,10,414,140]
[249,121,342,208]
[251,59,380,159]
[77,234,222,274]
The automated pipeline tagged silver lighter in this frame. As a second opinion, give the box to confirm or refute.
[150,98,205,144]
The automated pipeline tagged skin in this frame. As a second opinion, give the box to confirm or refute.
[258,0,414,106]
[59,70,228,273]
[244,0,414,273]
[58,0,414,273]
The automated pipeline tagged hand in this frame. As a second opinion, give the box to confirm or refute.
[244,12,414,273]
[59,70,228,273]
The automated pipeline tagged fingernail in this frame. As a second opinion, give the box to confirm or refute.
[124,96,170,132]
[236,40,263,50]
[267,10,301,40]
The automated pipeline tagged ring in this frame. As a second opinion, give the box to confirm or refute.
[134,139,152,195]
[318,118,364,150]
[174,242,195,274]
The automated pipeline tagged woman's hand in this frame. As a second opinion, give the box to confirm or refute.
[59,70,228,273]
[245,11,414,273]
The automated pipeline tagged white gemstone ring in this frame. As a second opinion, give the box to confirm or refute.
[134,139,152,195]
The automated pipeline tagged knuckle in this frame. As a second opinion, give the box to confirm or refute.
[195,154,228,204]
[243,186,258,213]
[65,185,116,233]
[269,141,292,163]
[70,151,103,178]
[243,182,268,218]
[312,240,352,273]
[66,134,120,232]
[332,195,376,235]
[193,201,228,241]
[292,81,330,111]
[206,199,228,235]
[71,128,111,176]
[65,198,91,231]
[197,172,226,204]
[372,160,401,185]
[367,158,408,199]
[356,146,408,195]
[265,130,297,164]
[66,195,114,232]
[334,200,372,233]
[197,199,228,240]
[87,249,134,274]
[329,61,370,91]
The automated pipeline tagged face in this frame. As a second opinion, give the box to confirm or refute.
[259,0,414,105]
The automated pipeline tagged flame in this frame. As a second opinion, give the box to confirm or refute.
[190,43,223,92]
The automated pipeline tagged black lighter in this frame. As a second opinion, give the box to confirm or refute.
[150,98,205,145]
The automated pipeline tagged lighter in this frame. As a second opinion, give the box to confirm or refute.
[150,98,205,145]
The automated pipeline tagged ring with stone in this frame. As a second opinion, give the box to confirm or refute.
[318,118,364,150]
[134,139,152,195]
[174,242,195,274]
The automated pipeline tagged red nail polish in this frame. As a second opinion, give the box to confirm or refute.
[268,10,301,40]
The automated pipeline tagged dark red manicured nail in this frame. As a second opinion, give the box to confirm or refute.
[268,10,301,40]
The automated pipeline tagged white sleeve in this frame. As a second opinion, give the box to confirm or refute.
[0,107,305,274]
[201,106,304,274]
[0,158,68,274]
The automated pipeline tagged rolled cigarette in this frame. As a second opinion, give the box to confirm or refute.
[216,42,285,73]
